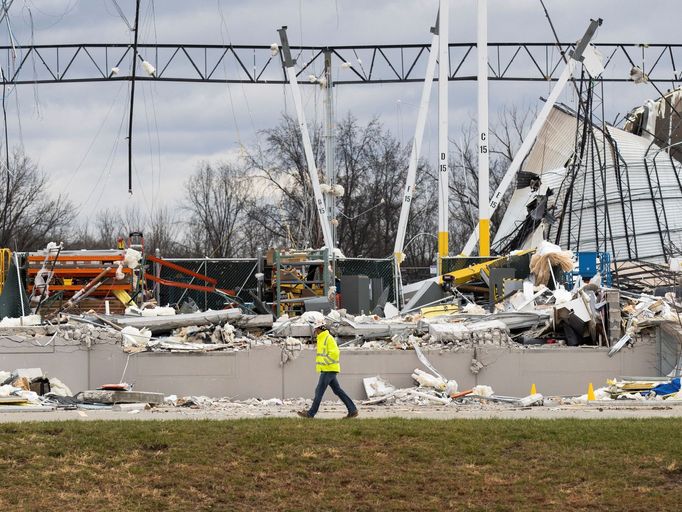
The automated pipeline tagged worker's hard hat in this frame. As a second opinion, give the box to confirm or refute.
[307,319,325,330]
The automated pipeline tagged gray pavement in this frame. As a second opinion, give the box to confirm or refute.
[1,402,682,422]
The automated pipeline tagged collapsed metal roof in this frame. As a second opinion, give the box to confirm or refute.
[493,105,682,264]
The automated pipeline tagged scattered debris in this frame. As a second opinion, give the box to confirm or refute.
[363,376,396,399]
[80,390,165,405]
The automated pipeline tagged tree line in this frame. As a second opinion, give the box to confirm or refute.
[3,108,529,267]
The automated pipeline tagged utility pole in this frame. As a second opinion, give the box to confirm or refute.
[461,18,603,256]
[437,0,449,273]
[324,50,336,273]
[128,0,141,194]
[0,0,14,244]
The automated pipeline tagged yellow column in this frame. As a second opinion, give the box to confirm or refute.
[437,231,448,278]
[479,218,490,257]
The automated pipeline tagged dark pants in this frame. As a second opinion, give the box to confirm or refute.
[308,371,357,417]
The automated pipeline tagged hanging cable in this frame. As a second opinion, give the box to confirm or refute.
[12,84,23,151]
[60,80,127,196]
[149,80,162,210]
[26,6,41,118]
[80,89,129,214]
[127,0,141,194]
[110,0,132,31]
[539,0,581,98]
[216,0,267,163]
[25,0,77,23]
[139,80,153,202]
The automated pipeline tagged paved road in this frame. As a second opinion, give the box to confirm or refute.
[1,402,682,422]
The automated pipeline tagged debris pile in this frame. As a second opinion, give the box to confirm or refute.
[0,237,680,416]
[1,237,679,361]
[121,321,273,353]
[360,373,550,408]
[426,319,512,345]
[0,367,72,410]
[0,322,122,347]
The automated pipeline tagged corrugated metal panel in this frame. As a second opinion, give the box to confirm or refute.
[493,107,575,246]
[607,125,682,262]
[524,108,578,174]
[492,167,567,245]
[495,105,682,264]
[548,120,682,263]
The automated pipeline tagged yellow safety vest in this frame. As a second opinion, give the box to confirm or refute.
[316,330,340,373]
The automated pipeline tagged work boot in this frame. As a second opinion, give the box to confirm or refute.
[343,410,359,419]
[297,410,312,418]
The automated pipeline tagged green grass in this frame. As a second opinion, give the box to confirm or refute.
[0,418,680,511]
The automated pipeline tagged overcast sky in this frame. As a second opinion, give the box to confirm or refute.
[4,0,681,223]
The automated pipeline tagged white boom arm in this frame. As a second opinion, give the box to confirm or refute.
[278,26,334,251]
[393,14,440,261]
[460,18,602,256]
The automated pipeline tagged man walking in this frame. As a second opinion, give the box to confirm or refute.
[298,320,358,419]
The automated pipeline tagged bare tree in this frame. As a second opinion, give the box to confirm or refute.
[119,204,146,236]
[68,220,99,249]
[146,206,184,257]
[335,114,434,261]
[245,113,436,264]
[245,114,325,248]
[93,208,122,249]
[446,105,534,254]
[0,149,74,250]
[183,161,251,257]
[70,203,188,257]
[86,205,145,250]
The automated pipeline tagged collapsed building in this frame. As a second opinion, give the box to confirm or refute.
[495,102,682,266]
[2,21,682,413]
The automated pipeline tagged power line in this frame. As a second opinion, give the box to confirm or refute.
[59,80,127,196]
[109,0,132,31]
[127,0,141,194]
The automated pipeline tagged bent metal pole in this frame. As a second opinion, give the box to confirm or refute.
[460,18,603,256]
[393,11,440,263]
[277,26,334,251]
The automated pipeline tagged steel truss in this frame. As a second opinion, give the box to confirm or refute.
[0,42,681,86]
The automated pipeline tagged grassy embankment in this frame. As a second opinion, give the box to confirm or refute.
[0,418,680,511]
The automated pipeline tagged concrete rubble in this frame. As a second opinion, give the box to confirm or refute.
[0,266,673,363]
[0,366,71,411]
[2,356,682,415]
[5,237,679,360]
[0,239,680,416]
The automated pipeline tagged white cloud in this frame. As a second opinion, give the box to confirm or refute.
[0,0,678,223]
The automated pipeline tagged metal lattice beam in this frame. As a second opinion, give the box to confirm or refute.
[0,42,681,85]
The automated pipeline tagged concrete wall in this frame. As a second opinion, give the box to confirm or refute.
[0,335,90,393]
[0,332,662,400]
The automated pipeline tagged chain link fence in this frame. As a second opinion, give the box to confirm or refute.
[156,256,397,311]
[336,257,396,303]
[158,258,259,311]
[399,266,433,285]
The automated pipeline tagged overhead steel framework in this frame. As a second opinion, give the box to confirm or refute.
[0,42,680,85]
